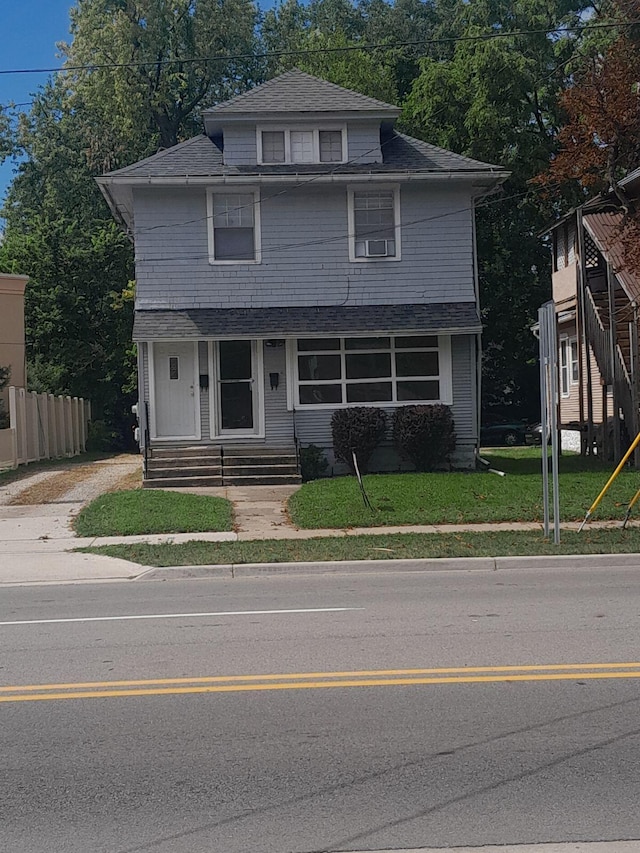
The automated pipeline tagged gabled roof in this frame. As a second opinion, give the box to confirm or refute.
[202,69,400,119]
[584,211,640,303]
[102,130,503,180]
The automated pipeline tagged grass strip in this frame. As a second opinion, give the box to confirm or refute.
[73,489,233,537]
[79,527,640,567]
[288,452,637,529]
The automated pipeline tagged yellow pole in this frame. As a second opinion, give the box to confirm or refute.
[622,486,640,529]
[578,430,640,531]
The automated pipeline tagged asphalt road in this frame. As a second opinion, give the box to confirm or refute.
[2,564,640,852]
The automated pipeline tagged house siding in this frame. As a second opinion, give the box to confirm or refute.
[133,183,475,310]
[221,123,257,165]
[346,121,383,163]
[263,343,294,443]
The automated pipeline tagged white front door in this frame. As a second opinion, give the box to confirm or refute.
[151,341,200,439]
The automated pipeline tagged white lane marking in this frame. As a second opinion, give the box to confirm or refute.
[0,607,363,627]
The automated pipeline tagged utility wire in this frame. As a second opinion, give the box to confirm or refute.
[0,19,636,79]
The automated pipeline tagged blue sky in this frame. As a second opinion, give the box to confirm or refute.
[1,0,73,204]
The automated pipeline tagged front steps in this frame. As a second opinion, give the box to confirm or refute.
[144,444,301,488]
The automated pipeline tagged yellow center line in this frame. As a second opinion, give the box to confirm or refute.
[3,662,640,694]
[3,668,640,703]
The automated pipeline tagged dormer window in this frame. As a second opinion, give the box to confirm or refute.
[258,126,346,165]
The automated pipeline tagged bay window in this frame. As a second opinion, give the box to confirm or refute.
[295,335,451,406]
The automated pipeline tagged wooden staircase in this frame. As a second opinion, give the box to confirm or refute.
[144,445,301,488]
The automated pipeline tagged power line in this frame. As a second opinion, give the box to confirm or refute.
[0,19,635,79]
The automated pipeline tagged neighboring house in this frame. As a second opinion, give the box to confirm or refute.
[546,167,640,459]
[0,273,28,409]
[97,70,508,486]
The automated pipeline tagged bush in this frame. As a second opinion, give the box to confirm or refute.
[331,407,387,474]
[300,444,329,482]
[393,405,456,471]
[86,419,119,452]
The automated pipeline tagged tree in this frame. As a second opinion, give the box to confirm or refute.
[402,0,596,418]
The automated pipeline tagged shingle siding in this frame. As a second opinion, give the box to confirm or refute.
[133,183,475,310]
[222,124,257,166]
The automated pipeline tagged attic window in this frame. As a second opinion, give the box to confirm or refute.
[258,127,346,165]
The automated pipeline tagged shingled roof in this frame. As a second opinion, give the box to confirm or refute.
[103,130,502,179]
[133,302,482,340]
[202,69,400,118]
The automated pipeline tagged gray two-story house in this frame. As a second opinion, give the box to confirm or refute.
[97,70,508,486]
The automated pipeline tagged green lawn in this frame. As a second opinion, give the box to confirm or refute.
[80,526,640,567]
[288,449,638,529]
[73,489,234,537]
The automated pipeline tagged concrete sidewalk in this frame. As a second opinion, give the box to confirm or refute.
[2,470,640,586]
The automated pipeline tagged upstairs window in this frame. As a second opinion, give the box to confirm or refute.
[348,187,400,261]
[258,127,346,164]
[207,190,261,264]
[554,219,576,271]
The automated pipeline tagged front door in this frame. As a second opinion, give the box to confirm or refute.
[151,341,200,439]
[215,340,261,436]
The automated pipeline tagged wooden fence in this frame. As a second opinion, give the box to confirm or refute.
[0,387,91,470]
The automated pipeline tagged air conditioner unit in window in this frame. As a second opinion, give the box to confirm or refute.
[365,239,390,257]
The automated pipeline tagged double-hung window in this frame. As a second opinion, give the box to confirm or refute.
[258,127,346,164]
[207,190,260,263]
[294,335,451,406]
[348,187,400,260]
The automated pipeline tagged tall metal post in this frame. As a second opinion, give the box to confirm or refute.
[538,301,560,544]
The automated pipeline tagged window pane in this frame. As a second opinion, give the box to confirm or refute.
[397,380,440,401]
[169,357,179,380]
[298,354,341,381]
[262,131,285,163]
[395,336,438,348]
[319,130,342,162]
[354,207,394,240]
[297,338,340,351]
[213,194,253,227]
[396,351,439,377]
[570,340,579,381]
[214,228,255,260]
[220,341,252,380]
[346,352,391,379]
[346,382,392,402]
[221,382,253,430]
[299,384,342,405]
[345,337,390,350]
[291,130,314,163]
[353,191,394,210]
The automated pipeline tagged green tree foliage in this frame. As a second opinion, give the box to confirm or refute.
[402,0,597,418]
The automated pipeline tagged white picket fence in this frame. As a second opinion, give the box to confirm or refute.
[0,387,91,470]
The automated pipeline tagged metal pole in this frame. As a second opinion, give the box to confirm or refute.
[547,302,561,545]
[539,305,550,539]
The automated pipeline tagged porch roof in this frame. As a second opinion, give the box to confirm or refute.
[133,302,481,340]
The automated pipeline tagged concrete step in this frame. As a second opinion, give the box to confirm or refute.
[150,446,222,460]
[223,474,302,486]
[143,475,223,489]
[221,455,297,467]
[222,446,296,457]
[223,464,299,477]
[145,465,222,480]
[147,456,222,469]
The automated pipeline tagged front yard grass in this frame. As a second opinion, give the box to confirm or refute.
[73,489,233,537]
[288,449,637,529]
[80,526,640,566]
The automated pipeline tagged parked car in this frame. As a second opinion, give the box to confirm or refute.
[480,418,541,447]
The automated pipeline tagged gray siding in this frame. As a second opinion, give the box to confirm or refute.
[346,121,382,163]
[198,341,209,437]
[134,183,475,310]
[293,334,477,469]
[222,123,257,165]
[262,343,294,443]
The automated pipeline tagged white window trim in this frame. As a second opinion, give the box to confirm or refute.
[206,188,261,265]
[569,336,579,385]
[560,337,570,398]
[291,334,452,409]
[347,184,402,262]
[256,124,348,165]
